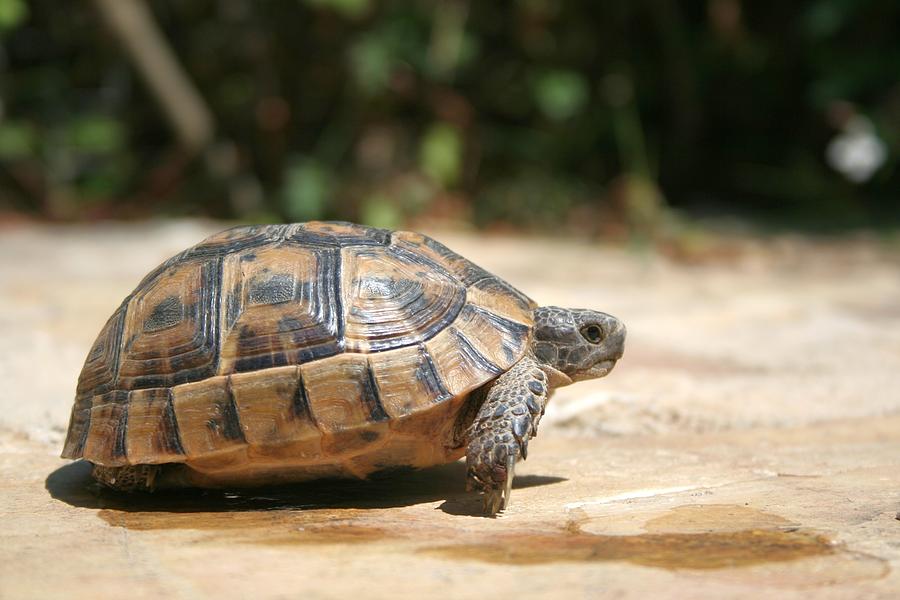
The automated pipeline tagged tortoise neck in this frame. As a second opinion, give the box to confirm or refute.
[526,348,573,388]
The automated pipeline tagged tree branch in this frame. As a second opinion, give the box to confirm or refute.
[92,0,214,155]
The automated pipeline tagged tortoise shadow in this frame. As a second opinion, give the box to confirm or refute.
[45,460,566,516]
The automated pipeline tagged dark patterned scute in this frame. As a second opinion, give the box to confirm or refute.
[132,225,282,292]
[62,306,127,458]
[452,327,504,377]
[420,236,492,285]
[62,221,535,465]
[287,221,391,247]
[465,304,531,365]
[117,258,222,390]
[76,305,126,396]
[342,244,467,353]
[414,344,452,402]
[143,296,185,332]
[219,244,343,374]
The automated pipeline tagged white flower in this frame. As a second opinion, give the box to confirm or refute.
[826,115,887,183]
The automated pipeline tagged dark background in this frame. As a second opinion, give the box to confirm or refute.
[1,0,898,233]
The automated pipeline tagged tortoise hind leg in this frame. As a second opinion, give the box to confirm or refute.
[92,464,161,492]
[466,355,549,516]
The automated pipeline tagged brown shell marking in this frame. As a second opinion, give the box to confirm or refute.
[171,376,246,460]
[341,244,467,353]
[125,388,185,464]
[63,222,535,474]
[62,305,125,458]
[118,257,222,391]
[368,343,451,418]
[230,366,319,451]
[82,391,129,466]
[217,243,342,374]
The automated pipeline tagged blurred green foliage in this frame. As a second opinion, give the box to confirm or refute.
[282,158,332,222]
[419,122,463,187]
[0,0,898,230]
[0,0,27,32]
[533,70,590,121]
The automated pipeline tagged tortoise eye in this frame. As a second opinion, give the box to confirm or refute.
[580,324,604,344]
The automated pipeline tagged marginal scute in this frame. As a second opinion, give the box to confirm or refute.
[171,376,246,459]
[61,403,90,459]
[368,343,452,419]
[64,305,128,459]
[425,327,500,397]
[466,282,532,327]
[453,304,530,372]
[230,366,320,449]
[299,353,393,460]
[300,353,384,433]
[83,390,130,467]
[125,388,186,464]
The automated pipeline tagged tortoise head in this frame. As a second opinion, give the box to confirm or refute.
[531,306,626,385]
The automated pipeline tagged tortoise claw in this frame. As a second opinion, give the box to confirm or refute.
[481,455,516,517]
[502,454,515,510]
[483,489,503,517]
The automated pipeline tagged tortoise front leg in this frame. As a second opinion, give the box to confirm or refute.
[466,355,549,516]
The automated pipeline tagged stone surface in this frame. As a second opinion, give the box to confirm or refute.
[1,220,899,599]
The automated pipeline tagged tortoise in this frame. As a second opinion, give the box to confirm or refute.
[62,221,625,515]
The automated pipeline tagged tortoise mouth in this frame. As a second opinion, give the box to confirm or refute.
[590,359,617,377]
[571,359,618,382]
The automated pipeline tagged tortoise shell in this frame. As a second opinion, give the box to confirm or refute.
[62,222,535,486]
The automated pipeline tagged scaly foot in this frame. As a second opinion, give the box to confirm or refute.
[466,356,548,516]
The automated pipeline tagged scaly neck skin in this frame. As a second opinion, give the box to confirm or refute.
[534,357,573,389]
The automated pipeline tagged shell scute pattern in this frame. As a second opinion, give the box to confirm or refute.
[392,230,535,323]
[171,376,246,459]
[218,243,343,374]
[126,388,185,464]
[287,221,391,247]
[341,243,466,353]
[62,222,534,476]
[118,257,222,391]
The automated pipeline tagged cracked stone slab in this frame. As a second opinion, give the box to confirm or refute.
[3,416,899,599]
